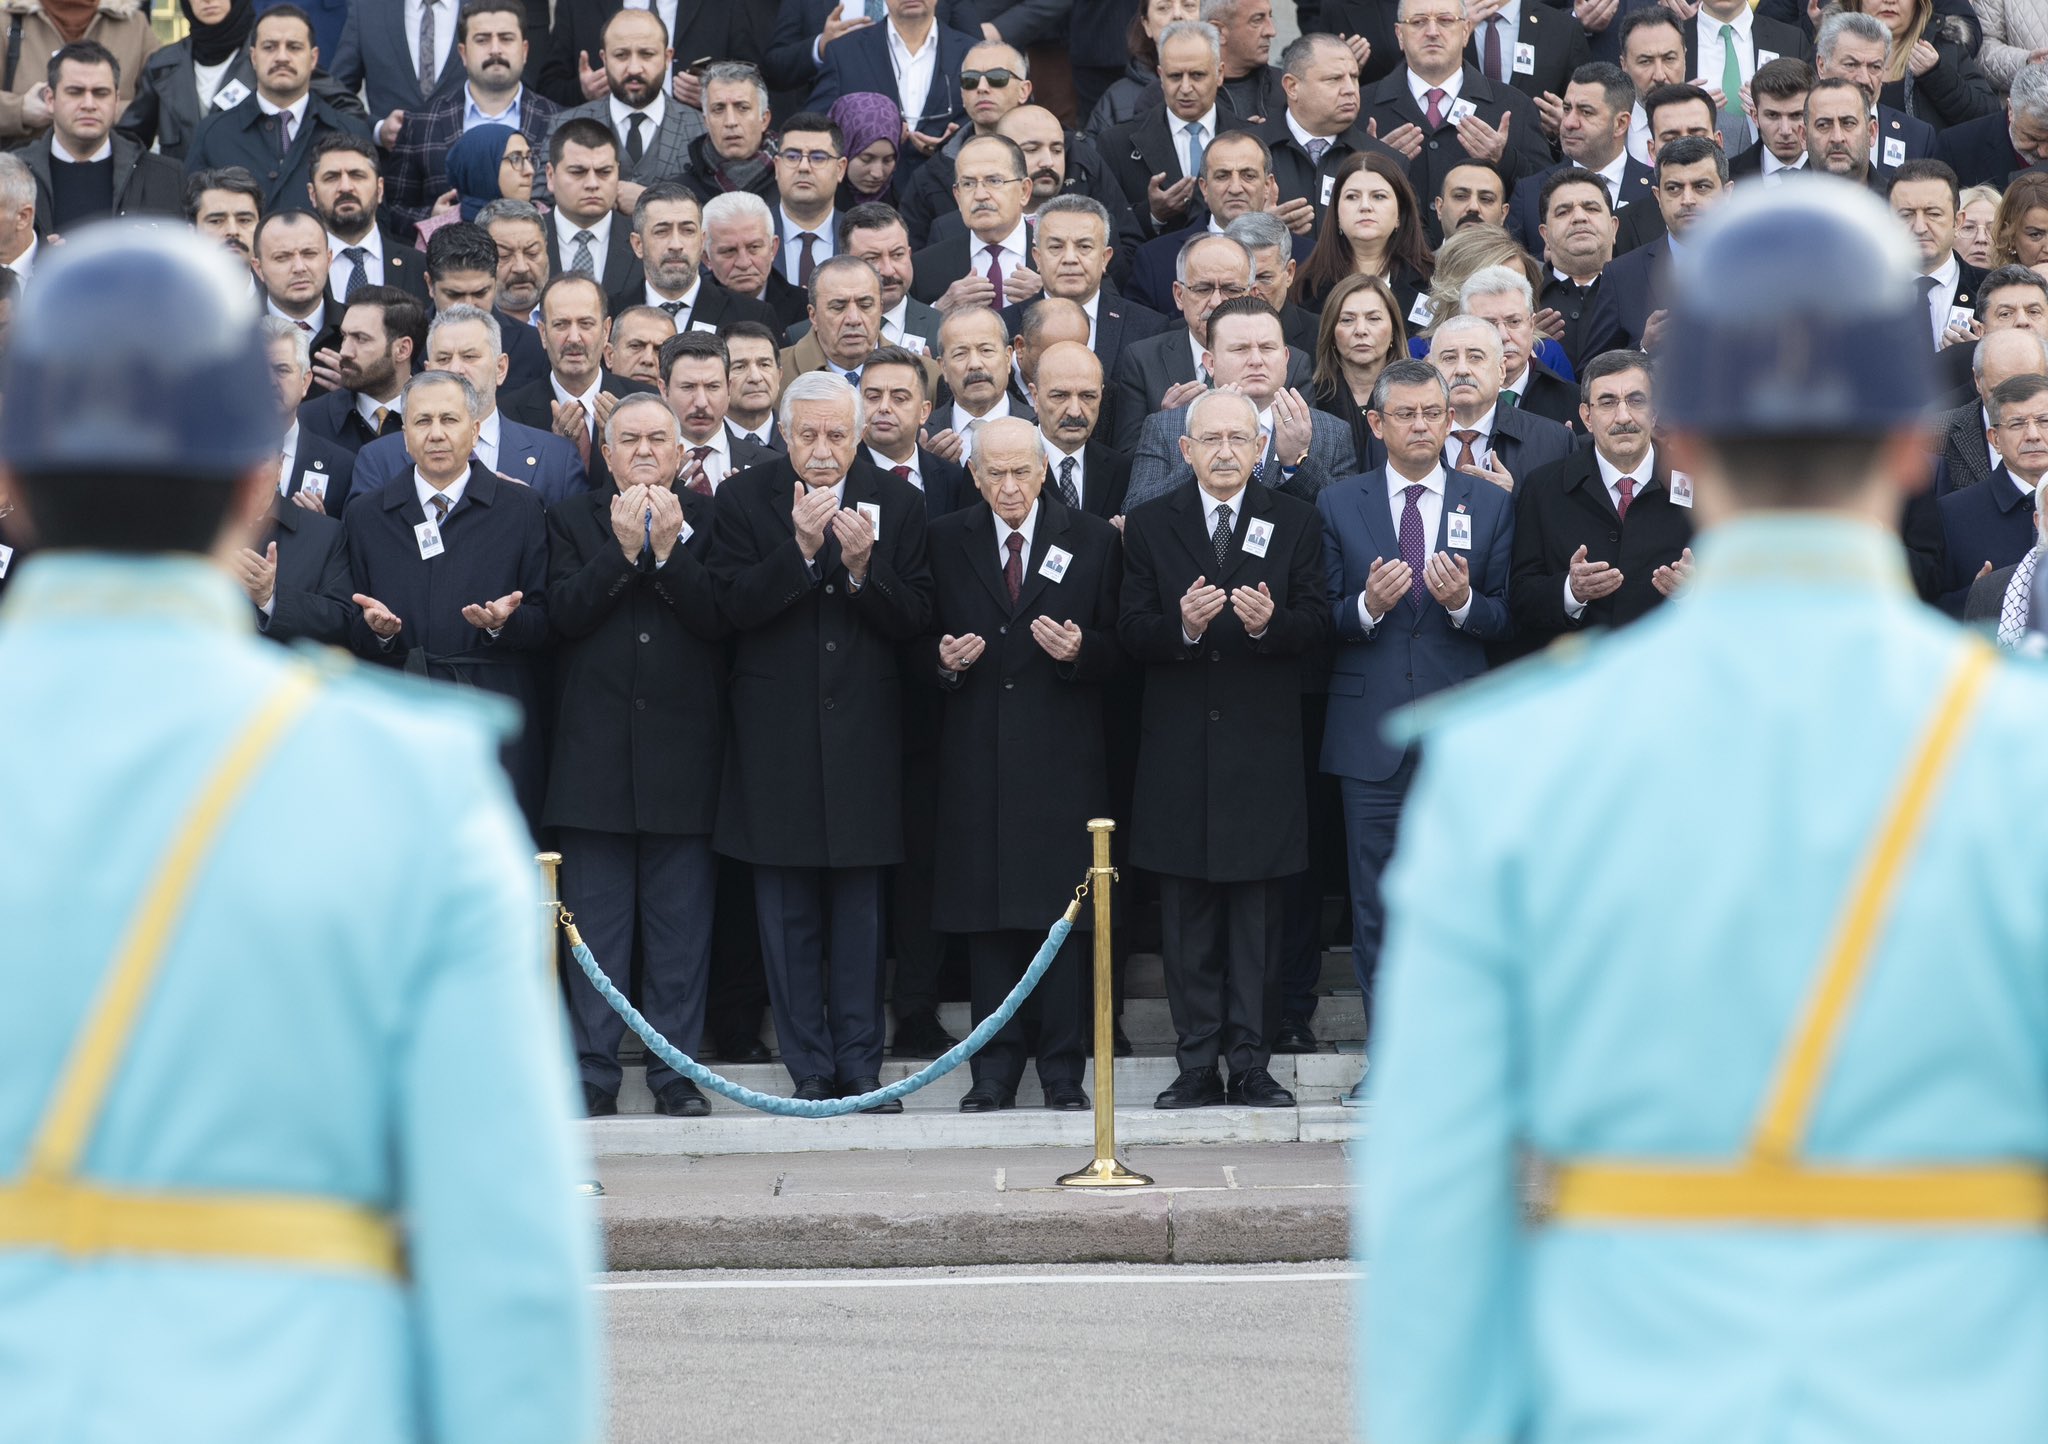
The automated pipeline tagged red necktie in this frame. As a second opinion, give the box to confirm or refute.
[1003,530,1024,607]
[892,464,912,487]
[984,244,1004,297]
[687,444,713,496]
[1483,20,1503,82]
[1616,475,1636,521]
[1425,87,1446,129]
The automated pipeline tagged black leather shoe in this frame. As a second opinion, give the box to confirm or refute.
[793,1075,836,1102]
[582,1083,618,1118]
[654,1078,710,1118]
[1272,1014,1318,1054]
[1043,1080,1090,1111]
[891,1011,960,1057]
[958,1081,1015,1112]
[843,1075,902,1114]
[1230,1067,1297,1108]
[715,1035,771,1064]
[1154,1067,1224,1109]
[1113,1019,1133,1057]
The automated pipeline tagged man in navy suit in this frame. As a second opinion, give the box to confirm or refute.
[1939,373,2048,613]
[1428,315,1575,486]
[998,195,1171,381]
[1603,134,1727,348]
[1506,63,1652,255]
[807,0,978,188]
[1318,360,1512,1101]
[329,0,465,138]
[1126,130,1314,316]
[344,304,590,507]
[856,343,972,516]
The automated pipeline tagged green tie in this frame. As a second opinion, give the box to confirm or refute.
[1719,24,1743,130]
[1500,390,1519,409]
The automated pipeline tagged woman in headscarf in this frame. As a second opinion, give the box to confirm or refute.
[830,92,903,209]
[415,123,542,245]
[118,0,361,160]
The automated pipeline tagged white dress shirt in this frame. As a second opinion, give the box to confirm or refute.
[52,137,112,163]
[887,18,940,125]
[1407,67,1465,120]
[194,56,233,111]
[1189,330,1211,381]
[354,388,398,437]
[1985,404,2004,468]
[1696,5,1759,91]
[970,218,1030,293]
[1188,483,1258,642]
[405,0,457,90]
[646,272,703,322]
[1626,103,1652,165]
[1475,0,1523,80]
[267,296,326,334]
[953,393,1013,453]
[1444,405,1499,471]
[255,91,310,148]
[1923,252,1963,345]
[609,92,666,165]
[1177,104,1219,178]
[1566,443,1656,618]
[682,425,732,489]
[415,464,472,519]
[879,295,912,347]
[1594,149,1629,208]
[1076,291,1101,348]
[6,233,35,281]
[994,498,1039,570]
[781,205,838,285]
[732,417,775,447]
[327,225,386,295]
[550,372,606,444]
[553,208,615,287]
[474,408,504,472]
[1043,435,1086,510]
[463,82,524,131]
[277,421,301,494]
[1363,463,1473,629]
[867,444,921,490]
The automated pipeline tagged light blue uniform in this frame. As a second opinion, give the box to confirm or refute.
[1362,517,2048,1444]
[0,556,601,1444]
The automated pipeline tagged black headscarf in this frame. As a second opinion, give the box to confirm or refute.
[182,0,255,68]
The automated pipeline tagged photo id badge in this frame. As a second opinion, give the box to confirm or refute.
[1884,135,1906,167]
[1408,292,1433,327]
[415,519,445,559]
[213,78,250,111]
[1039,545,1073,582]
[1669,471,1695,508]
[1513,42,1536,75]
[1243,517,1274,558]
[1447,509,1473,551]
[690,320,720,334]
[857,500,882,540]
[1447,97,1478,126]
[1946,304,1975,333]
[299,466,328,502]
[1320,172,1335,206]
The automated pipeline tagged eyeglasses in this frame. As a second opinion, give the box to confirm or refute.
[1999,414,2048,435]
[1191,431,1259,449]
[502,150,534,170]
[1587,392,1650,414]
[961,67,1019,89]
[1399,14,1462,29]
[1377,406,1448,424]
[776,148,842,168]
[955,174,1026,192]
[1180,281,1252,300]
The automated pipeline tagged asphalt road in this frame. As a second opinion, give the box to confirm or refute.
[599,1262,1355,1442]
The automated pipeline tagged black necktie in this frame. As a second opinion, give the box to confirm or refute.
[342,246,369,301]
[626,111,646,166]
[1211,503,1233,572]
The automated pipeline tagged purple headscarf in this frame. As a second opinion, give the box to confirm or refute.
[830,92,904,205]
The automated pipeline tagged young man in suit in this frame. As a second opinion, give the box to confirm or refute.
[344,369,553,823]
[655,329,768,494]
[328,0,465,139]
[1726,55,1814,182]
[1317,358,1513,1103]
[805,0,978,187]
[616,181,780,333]
[542,118,642,295]
[723,320,788,449]
[307,133,428,302]
[295,285,423,466]
[1428,315,1574,486]
[1938,373,2048,613]
[1610,83,1724,255]
[1509,349,1694,645]
[548,7,708,203]
[926,416,1124,1112]
[499,273,658,489]
[1119,386,1329,1109]
[1603,135,1728,348]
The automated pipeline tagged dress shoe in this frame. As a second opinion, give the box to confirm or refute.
[1272,1013,1318,1054]
[1113,1019,1133,1057]
[958,1081,1016,1112]
[654,1078,710,1118]
[1339,1071,1369,1108]
[793,1075,836,1102]
[843,1075,902,1114]
[715,1035,771,1065]
[1043,1080,1090,1111]
[1154,1067,1225,1109]
[581,1083,618,1118]
[891,1011,960,1058]
[1230,1066,1297,1108]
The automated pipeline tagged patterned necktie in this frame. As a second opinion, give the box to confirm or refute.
[430,492,450,526]
[570,230,596,278]
[1483,17,1503,82]
[1185,120,1206,179]
[342,246,369,301]
[1424,87,1446,130]
[1616,475,1636,521]
[1718,24,1743,132]
[1211,502,1233,572]
[660,299,688,324]
[1452,429,1481,472]
[1400,483,1427,603]
[626,111,646,166]
[798,233,818,287]
[1306,136,1330,164]
[417,0,439,96]
[687,445,713,495]
[1057,455,1079,509]
[984,244,1004,295]
[1004,530,1025,606]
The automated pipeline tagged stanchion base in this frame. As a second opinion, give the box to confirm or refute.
[1056,1157,1154,1188]
[574,1179,607,1198]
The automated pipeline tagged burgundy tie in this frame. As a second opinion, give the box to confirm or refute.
[1400,483,1427,603]
[1482,20,1503,82]
[686,445,713,496]
[1616,475,1636,521]
[1003,531,1025,606]
[1425,87,1446,129]
[892,463,912,486]
[984,244,1004,296]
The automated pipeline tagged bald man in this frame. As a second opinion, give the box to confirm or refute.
[1030,339,1131,521]
[926,416,1127,1111]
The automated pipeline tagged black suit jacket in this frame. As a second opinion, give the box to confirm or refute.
[1100,96,1247,239]
[1537,271,1624,377]
[1118,478,1329,881]
[184,91,375,212]
[258,496,355,646]
[1934,398,1996,495]
[540,0,768,107]
[297,385,406,455]
[1475,399,1576,480]
[1064,441,1132,520]
[1104,326,1314,452]
[1000,290,1172,385]
[1937,463,2038,614]
[1464,0,1590,106]
[1679,10,1812,81]
[1601,234,1669,349]
[608,274,783,341]
[1935,109,2031,188]
[925,496,1124,931]
[1510,445,1693,644]
[545,218,644,303]
[707,454,935,867]
[495,311,554,393]
[542,480,730,833]
[24,133,183,237]
[1513,362,1582,433]
[1230,111,1402,229]
[1507,155,1655,256]
[1965,561,2019,623]
[283,426,361,516]
[1360,66,1552,240]
[368,229,430,302]
[499,369,658,490]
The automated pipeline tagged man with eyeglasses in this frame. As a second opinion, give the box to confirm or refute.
[895,40,1034,246]
[1509,348,1693,648]
[770,110,847,289]
[909,132,1044,312]
[1939,373,2048,614]
[806,0,978,185]
[548,8,708,214]
[1317,357,1513,1104]
[1118,385,1328,1111]
[1360,0,1551,223]
[1101,20,1237,242]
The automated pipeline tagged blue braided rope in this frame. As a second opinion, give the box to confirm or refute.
[567,903,1080,1117]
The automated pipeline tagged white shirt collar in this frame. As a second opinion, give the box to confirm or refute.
[414,465,472,515]
[1198,482,1249,529]
[1189,330,1210,380]
[1389,461,1447,496]
[880,295,910,342]
[549,371,605,435]
[9,233,36,278]
[328,225,384,263]
[51,136,112,163]
[1286,108,1337,148]
[609,92,665,138]
[1596,150,1627,191]
[953,392,1013,433]
[475,407,502,468]
[554,207,612,252]
[685,424,731,460]
[973,216,1030,264]
[888,17,937,57]
[1761,146,1801,175]
[1596,441,1655,492]
[1177,104,1218,141]
[867,443,919,484]
[277,422,300,492]
[1456,402,1500,438]
[267,295,325,331]
[1407,67,1463,112]
[996,497,1039,557]
[255,92,310,128]
[1697,5,1754,45]
[1927,251,1961,289]
[647,271,703,308]
[1043,427,1085,462]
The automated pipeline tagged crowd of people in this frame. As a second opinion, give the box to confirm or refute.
[0,0,2037,1121]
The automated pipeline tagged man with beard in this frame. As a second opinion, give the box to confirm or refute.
[604,305,675,386]
[781,254,938,394]
[679,61,778,208]
[384,0,558,243]
[24,43,183,237]
[620,181,780,334]
[1806,77,1887,193]
[661,330,779,493]
[500,273,658,488]
[185,166,263,279]
[910,134,1044,312]
[423,219,552,391]
[479,196,550,326]
[724,321,786,449]
[308,134,428,305]
[541,118,640,293]
[550,8,706,214]
[704,191,807,332]
[1434,160,1508,236]
[295,285,426,471]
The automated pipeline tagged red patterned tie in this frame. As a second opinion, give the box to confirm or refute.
[1400,483,1427,603]
[1616,475,1636,521]
[686,445,713,496]
[1004,531,1024,607]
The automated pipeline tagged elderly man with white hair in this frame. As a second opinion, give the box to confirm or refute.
[545,392,731,1119]
[1459,262,1582,428]
[708,371,935,1107]
[1118,385,1329,1112]
[1426,313,1574,487]
[702,190,808,332]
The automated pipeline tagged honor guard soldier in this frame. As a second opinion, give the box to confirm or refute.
[0,226,599,1443]
[1364,177,2048,1444]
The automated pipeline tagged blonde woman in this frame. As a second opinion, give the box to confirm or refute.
[1959,184,2002,268]
[1992,171,2048,266]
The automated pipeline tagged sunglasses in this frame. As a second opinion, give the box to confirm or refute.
[961,68,1019,90]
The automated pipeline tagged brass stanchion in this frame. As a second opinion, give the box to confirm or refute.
[1058,819,1153,1188]
[539,850,607,1199]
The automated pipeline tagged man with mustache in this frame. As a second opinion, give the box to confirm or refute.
[499,272,658,488]
[549,8,708,214]
[1119,385,1328,1110]
[1804,76,1887,193]
[909,133,1044,313]
[186,4,374,213]
[895,39,1035,246]
[307,133,428,304]
[931,306,1032,460]
[1031,339,1132,522]
[621,181,780,336]
[1509,347,1693,647]
[659,329,779,493]
[383,0,559,243]
[707,370,935,1107]
[480,195,551,325]
[185,165,263,278]
[1426,314,1572,492]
